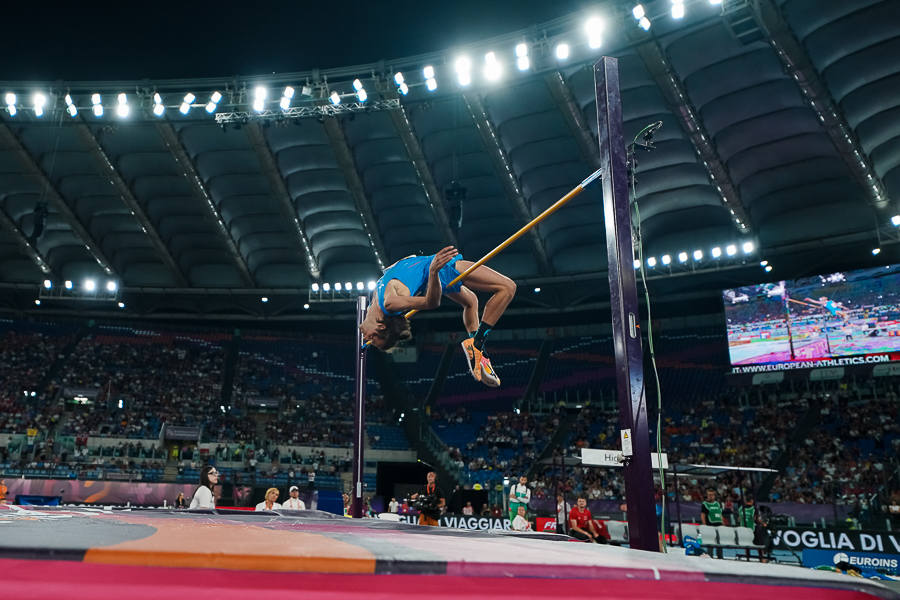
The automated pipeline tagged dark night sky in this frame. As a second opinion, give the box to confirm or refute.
[3,1,590,81]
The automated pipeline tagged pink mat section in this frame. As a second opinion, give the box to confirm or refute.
[0,559,885,600]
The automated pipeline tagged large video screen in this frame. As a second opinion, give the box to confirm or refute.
[724,264,900,373]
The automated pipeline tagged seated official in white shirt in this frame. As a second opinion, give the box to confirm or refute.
[511,504,532,532]
[189,466,218,509]
[281,485,306,510]
[255,487,282,511]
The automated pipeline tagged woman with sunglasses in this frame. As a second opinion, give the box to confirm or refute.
[189,465,219,509]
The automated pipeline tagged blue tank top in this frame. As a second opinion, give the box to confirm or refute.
[375,254,464,316]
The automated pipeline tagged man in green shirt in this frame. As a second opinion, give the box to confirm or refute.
[701,488,725,526]
[508,475,531,523]
[737,495,757,529]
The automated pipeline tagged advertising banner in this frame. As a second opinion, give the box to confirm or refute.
[801,549,899,575]
[398,513,511,530]
[771,528,900,554]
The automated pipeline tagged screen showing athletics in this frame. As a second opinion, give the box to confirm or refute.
[724,264,900,371]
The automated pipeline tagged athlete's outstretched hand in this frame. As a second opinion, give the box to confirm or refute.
[429,246,458,274]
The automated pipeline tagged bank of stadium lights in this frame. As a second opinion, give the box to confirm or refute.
[632,4,651,30]
[152,93,165,116]
[515,43,530,71]
[555,43,570,60]
[671,0,685,19]
[115,93,129,118]
[455,56,472,86]
[206,91,223,113]
[33,93,47,117]
[91,93,103,117]
[423,66,437,91]
[585,17,604,49]
[180,93,195,115]
[279,86,294,110]
[352,79,368,102]
[252,86,267,112]
[4,93,16,116]
[64,94,77,117]
[483,52,502,82]
[394,72,409,96]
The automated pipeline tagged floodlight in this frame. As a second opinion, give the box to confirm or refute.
[394,72,404,85]
[693,249,703,261]
[367,280,376,291]
[357,88,368,102]
[106,280,117,292]
[353,79,364,91]
[672,0,685,19]
[261,296,269,303]
[91,93,103,117]
[344,282,351,291]
[534,287,541,293]
[153,93,165,116]
[764,265,773,273]
[632,4,645,19]
[423,65,435,79]
[711,246,722,258]
[555,43,570,60]
[742,241,754,254]
[34,299,41,306]
[661,254,671,265]
[303,303,310,310]
[356,282,364,291]
[115,93,129,118]
[709,0,723,4]
[335,282,342,291]
[64,280,73,289]
[425,78,437,92]
[726,244,737,256]
[585,17,604,49]
[872,248,881,256]
[322,283,330,291]
[206,91,223,113]
[180,93,195,115]
[83,278,96,292]
[311,283,320,292]
[639,17,651,30]
[43,279,51,289]
[423,65,437,91]
[64,94,77,117]
[253,86,266,112]
[516,44,530,70]
[455,56,472,86]
[483,51,501,81]
[760,260,768,267]
[647,256,657,267]
[678,251,688,263]
[33,93,47,117]
[5,92,16,116]
[329,91,341,105]
[892,215,900,226]
[398,82,409,95]
[633,259,641,269]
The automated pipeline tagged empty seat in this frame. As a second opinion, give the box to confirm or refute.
[717,526,738,545]
[696,525,720,545]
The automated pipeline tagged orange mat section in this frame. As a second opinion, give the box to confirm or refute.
[83,516,376,573]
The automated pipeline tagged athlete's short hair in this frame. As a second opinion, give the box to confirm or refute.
[376,314,412,351]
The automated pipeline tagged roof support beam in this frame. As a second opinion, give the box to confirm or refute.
[633,39,752,234]
[378,83,458,248]
[544,71,602,169]
[753,0,890,212]
[74,122,188,286]
[154,122,256,287]
[321,117,389,270]
[0,207,54,277]
[244,122,320,279]
[462,93,553,275]
[0,123,115,277]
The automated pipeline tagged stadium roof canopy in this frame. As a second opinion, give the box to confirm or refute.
[0,0,898,320]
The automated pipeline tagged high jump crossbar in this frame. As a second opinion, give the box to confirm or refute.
[400,168,602,318]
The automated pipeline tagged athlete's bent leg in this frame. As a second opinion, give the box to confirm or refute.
[453,261,516,326]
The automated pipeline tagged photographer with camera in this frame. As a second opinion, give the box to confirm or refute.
[410,471,445,526]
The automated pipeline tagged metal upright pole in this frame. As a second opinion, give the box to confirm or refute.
[351,294,368,518]
[595,56,659,552]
